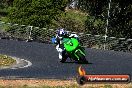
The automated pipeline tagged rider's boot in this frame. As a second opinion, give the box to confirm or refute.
[56,44,67,62]
[59,52,63,60]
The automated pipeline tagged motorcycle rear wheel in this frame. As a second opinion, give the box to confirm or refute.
[76,50,88,63]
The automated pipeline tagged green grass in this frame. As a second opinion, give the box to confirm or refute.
[0,85,4,88]
[54,9,88,32]
[104,85,113,88]
[0,16,10,32]
[0,16,9,22]
[0,54,16,67]
[65,9,87,23]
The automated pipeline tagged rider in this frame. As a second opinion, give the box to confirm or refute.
[55,28,79,61]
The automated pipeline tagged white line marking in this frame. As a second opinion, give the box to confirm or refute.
[9,56,32,69]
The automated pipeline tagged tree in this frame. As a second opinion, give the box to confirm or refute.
[77,0,132,38]
[8,0,68,28]
[0,0,11,16]
[108,0,132,38]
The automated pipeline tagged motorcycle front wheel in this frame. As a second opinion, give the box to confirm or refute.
[60,51,68,63]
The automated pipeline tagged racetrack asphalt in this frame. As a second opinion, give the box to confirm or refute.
[0,39,132,80]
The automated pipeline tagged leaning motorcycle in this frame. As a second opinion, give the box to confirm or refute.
[52,37,88,63]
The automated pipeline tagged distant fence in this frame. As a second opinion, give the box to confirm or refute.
[0,21,132,52]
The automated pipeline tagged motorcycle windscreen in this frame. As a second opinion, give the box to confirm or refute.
[64,38,79,52]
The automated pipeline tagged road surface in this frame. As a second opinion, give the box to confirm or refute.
[0,39,132,80]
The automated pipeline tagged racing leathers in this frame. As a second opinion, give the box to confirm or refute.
[55,33,79,60]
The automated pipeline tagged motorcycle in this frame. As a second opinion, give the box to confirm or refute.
[52,37,88,63]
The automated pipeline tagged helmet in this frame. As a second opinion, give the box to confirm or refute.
[57,28,66,37]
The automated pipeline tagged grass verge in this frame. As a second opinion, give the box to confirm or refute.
[0,79,131,88]
[0,54,16,67]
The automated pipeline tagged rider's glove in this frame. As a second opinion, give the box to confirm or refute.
[52,37,57,44]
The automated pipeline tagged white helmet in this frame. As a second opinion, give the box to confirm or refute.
[57,28,66,37]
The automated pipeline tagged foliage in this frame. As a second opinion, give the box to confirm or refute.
[7,0,68,28]
[54,9,87,32]
[0,0,11,16]
[0,17,9,22]
[1,0,132,38]
[85,16,105,34]
[77,0,132,38]
[108,1,132,38]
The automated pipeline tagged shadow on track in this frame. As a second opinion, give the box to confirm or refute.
[62,61,93,65]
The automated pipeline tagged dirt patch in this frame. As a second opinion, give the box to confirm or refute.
[0,79,75,87]
[0,79,131,88]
